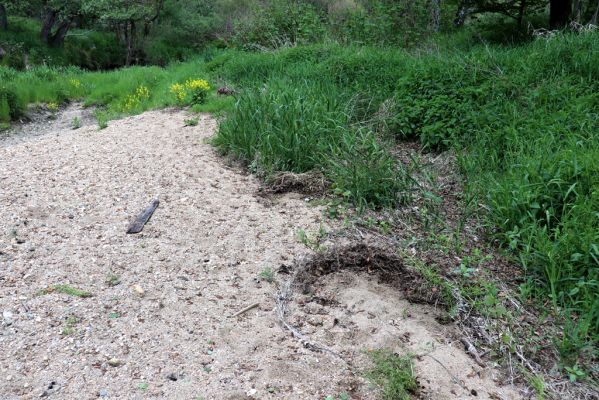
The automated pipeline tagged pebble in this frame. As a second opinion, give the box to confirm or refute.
[107,358,122,367]
[132,285,145,296]
[99,389,109,397]
[3,310,14,325]
[166,372,178,381]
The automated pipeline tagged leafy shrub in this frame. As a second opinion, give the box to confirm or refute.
[232,0,326,49]
[170,79,211,106]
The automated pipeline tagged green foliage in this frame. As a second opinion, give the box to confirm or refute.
[386,32,599,358]
[259,267,274,283]
[214,78,410,209]
[331,0,455,47]
[211,33,598,361]
[0,17,125,70]
[38,284,92,298]
[184,116,199,126]
[327,129,412,210]
[0,85,23,122]
[365,349,418,400]
[231,0,326,49]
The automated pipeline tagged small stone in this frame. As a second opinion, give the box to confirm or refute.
[246,388,257,396]
[99,389,109,397]
[6,375,13,381]
[166,373,178,381]
[3,310,14,325]
[107,358,122,367]
[132,285,145,296]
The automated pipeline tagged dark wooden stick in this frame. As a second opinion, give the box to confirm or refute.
[126,199,159,234]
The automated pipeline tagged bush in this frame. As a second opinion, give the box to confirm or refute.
[232,0,327,49]
[0,86,23,122]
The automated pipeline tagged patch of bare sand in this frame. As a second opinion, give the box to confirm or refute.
[0,109,521,399]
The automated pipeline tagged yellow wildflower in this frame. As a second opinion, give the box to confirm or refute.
[184,79,210,91]
[170,83,187,103]
[69,79,82,89]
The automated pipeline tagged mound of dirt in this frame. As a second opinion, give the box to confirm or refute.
[277,244,522,400]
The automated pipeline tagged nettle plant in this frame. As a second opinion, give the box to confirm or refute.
[170,79,211,106]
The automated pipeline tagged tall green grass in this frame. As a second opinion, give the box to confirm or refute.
[213,79,412,209]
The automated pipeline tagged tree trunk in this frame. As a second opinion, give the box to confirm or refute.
[430,0,441,32]
[125,20,136,66]
[549,0,572,28]
[592,0,599,24]
[40,9,57,43]
[454,0,475,26]
[517,0,527,28]
[48,20,71,47]
[0,3,7,31]
[572,0,582,22]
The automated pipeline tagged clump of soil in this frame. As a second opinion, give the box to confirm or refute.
[264,170,329,196]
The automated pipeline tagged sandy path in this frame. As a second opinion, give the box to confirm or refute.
[0,109,521,399]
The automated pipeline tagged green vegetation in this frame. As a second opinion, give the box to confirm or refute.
[105,273,121,287]
[4,29,597,375]
[61,315,80,336]
[38,284,93,298]
[259,267,275,283]
[0,59,218,125]
[365,350,418,400]
[184,116,199,127]
[0,16,124,69]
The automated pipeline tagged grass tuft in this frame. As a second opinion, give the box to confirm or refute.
[38,284,93,298]
[365,349,418,400]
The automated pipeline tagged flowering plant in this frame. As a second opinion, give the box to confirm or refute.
[170,79,211,105]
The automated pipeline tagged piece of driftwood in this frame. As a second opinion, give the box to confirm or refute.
[126,199,159,234]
